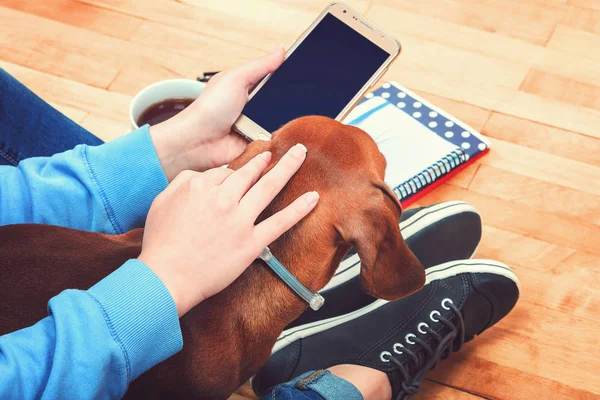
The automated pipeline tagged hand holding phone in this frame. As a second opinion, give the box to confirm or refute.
[234,2,400,141]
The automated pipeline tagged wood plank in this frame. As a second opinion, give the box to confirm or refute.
[0,6,123,88]
[570,0,600,12]
[520,69,600,112]
[48,102,88,124]
[75,0,300,51]
[562,5,600,35]
[234,382,257,399]
[482,112,600,167]
[366,4,600,89]
[0,6,247,97]
[418,184,600,255]
[129,21,264,71]
[447,162,481,190]
[391,34,529,90]
[413,380,484,399]
[372,0,565,45]
[469,164,600,226]
[480,138,600,197]
[79,114,131,142]
[1,61,130,121]
[181,0,371,15]
[547,25,600,60]
[427,351,599,399]
[477,226,599,321]
[475,225,576,274]
[385,62,600,140]
[1,0,144,40]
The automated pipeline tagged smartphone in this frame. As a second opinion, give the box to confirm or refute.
[234,2,400,141]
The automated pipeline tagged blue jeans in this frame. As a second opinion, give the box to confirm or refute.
[0,69,363,400]
[0,68,103,165]
[259,370,363,400]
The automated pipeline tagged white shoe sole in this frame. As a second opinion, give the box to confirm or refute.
[272,259,519,355]
[325,201,480,291]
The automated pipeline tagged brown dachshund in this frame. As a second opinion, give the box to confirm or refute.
[0,116,425,399]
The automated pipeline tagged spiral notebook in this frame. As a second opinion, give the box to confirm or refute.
[343,82,490,206]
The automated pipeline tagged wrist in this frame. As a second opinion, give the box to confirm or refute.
[137,253,198,318]
[149,119,190,182]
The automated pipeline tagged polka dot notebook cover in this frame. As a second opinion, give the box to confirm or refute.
[343,81,490,206]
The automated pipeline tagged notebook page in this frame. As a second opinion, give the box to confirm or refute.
[344,96,460,189]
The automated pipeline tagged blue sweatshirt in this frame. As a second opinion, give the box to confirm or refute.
[0,126,183,399]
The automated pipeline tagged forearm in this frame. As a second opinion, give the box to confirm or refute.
[0,126,168,233]
[0,260,182,399]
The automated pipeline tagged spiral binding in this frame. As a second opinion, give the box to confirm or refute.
[392,148,467,201]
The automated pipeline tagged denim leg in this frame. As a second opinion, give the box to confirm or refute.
[0,68,103,166]
[259,370,364,400]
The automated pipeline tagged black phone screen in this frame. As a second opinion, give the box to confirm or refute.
[242,13,390,133]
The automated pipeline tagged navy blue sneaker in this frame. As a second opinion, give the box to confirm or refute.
[288,201,482,329]
[253,259,520,399]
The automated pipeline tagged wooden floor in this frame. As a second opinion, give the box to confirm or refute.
[1,0,598,398]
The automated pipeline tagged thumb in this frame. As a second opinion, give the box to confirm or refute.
[236,46,285,88]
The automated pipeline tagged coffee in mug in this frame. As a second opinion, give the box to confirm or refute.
[129,79,205,130]
[137,98,195,127]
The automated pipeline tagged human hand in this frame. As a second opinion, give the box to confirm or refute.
[138,143,318,317]
[149,47,285,181]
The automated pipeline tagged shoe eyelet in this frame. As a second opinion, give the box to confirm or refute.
[393,343,404,354]
[430,310,441,322]
[441,298,454,310]
[380,351,392,362]
[405,333,416,345]
[417,322,429,334]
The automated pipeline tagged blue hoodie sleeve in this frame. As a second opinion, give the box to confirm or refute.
[0,125,168,233]
[0,259,183,399]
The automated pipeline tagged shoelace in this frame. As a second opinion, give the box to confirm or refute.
[379,298,465,400]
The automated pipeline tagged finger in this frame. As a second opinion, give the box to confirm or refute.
[202,167,235,185]
[220,151,272,200]
[169,169,199,190]
[235,46,285,88]
[240,144,307,218]
[253,191,319,247]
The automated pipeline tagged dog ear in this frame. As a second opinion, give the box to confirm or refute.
[345,184,425,300]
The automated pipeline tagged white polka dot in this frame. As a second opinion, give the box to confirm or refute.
[382,82,391,89]
[381,92,390,99]
[478,143,487,151]
[461,142,471,149]
[445,121,454,127]
[428,121,438,128]
[413,102,422,108]
[413,112,422,118]
[445,131,454,138]
[461,131,471,138]
[429,111,438,118]
[397,92,406,98]
[397,102,406,108]
[365,93,374,98]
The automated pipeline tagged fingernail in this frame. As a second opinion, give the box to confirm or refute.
[258,151,271,161]
[305,191,319,206]
[290,143,307,158]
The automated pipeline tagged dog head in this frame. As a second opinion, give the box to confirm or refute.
[229,116,425,301]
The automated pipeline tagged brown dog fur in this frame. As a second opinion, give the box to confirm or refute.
[0,116,425,399]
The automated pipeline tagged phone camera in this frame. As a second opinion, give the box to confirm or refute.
[343,9,347,13]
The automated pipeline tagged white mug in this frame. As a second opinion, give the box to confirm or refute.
[129,79,206,130]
